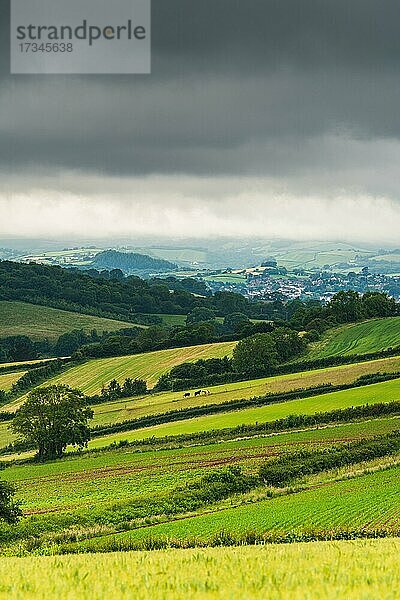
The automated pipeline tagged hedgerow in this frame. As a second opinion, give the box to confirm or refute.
[91,371,400,438]
[258,433,400,486]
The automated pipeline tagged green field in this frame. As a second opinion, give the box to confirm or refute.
[2,311,400,580]
[0,370,26,392]
[85,377,400,448]
[305,317,400,360]
[0,539,399,599]
[0,301,134,341]
[88,355,400,428]
[4,416,400,511]
[25,341,236,396]
[86,467,400,552]
[1,368,400,566]
[78,468,399,552]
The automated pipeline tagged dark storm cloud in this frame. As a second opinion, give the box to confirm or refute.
[0,0,400,177]
[1,1,400,244]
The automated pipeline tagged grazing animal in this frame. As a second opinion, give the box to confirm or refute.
[183,392,190,398]
[202,390,211,396]
[194,390,202,397]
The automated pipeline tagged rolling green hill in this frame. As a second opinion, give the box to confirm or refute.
[0,301,135,341]
[95,466,400,549]
[89,354,400,428]
[86,377,400,448]
[2,315,400,585]
[21,341,237,397]
[304,317,400,360]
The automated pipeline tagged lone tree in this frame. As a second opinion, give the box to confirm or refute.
[0,481,21,524]
[11,385,94,461]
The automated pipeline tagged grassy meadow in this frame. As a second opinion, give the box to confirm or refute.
[88,355,400,427]
[23,341,236,396]
[305,317,400,360]
[0,301,134,341]
[0,371,27,392]
[84,377,400,447]
[0,539,399,600]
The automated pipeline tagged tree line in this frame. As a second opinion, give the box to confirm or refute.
[0,260,265,322]
[73,319,272,360]
[287,290,398,338]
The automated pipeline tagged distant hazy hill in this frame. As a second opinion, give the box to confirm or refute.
[91,250,177,273]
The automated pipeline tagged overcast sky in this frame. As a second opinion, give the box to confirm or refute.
[1,0,400,244]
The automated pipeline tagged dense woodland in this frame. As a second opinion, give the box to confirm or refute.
[0,260,261,321]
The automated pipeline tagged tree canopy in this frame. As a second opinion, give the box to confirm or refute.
[186,307,216,325]
[232,333,279,376]
[11,385,94,460]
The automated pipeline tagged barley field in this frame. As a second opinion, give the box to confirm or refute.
[0,539,398,599]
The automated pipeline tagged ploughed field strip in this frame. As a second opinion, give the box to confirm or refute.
[72,466,400,552]
[89,355,400,428]
[4,416,400,513]
[305,317,400,360]
[86,377,400,448]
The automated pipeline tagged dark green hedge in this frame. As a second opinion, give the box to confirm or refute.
[259,433,400,486]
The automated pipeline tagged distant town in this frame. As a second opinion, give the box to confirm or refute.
[203,263,400,302]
